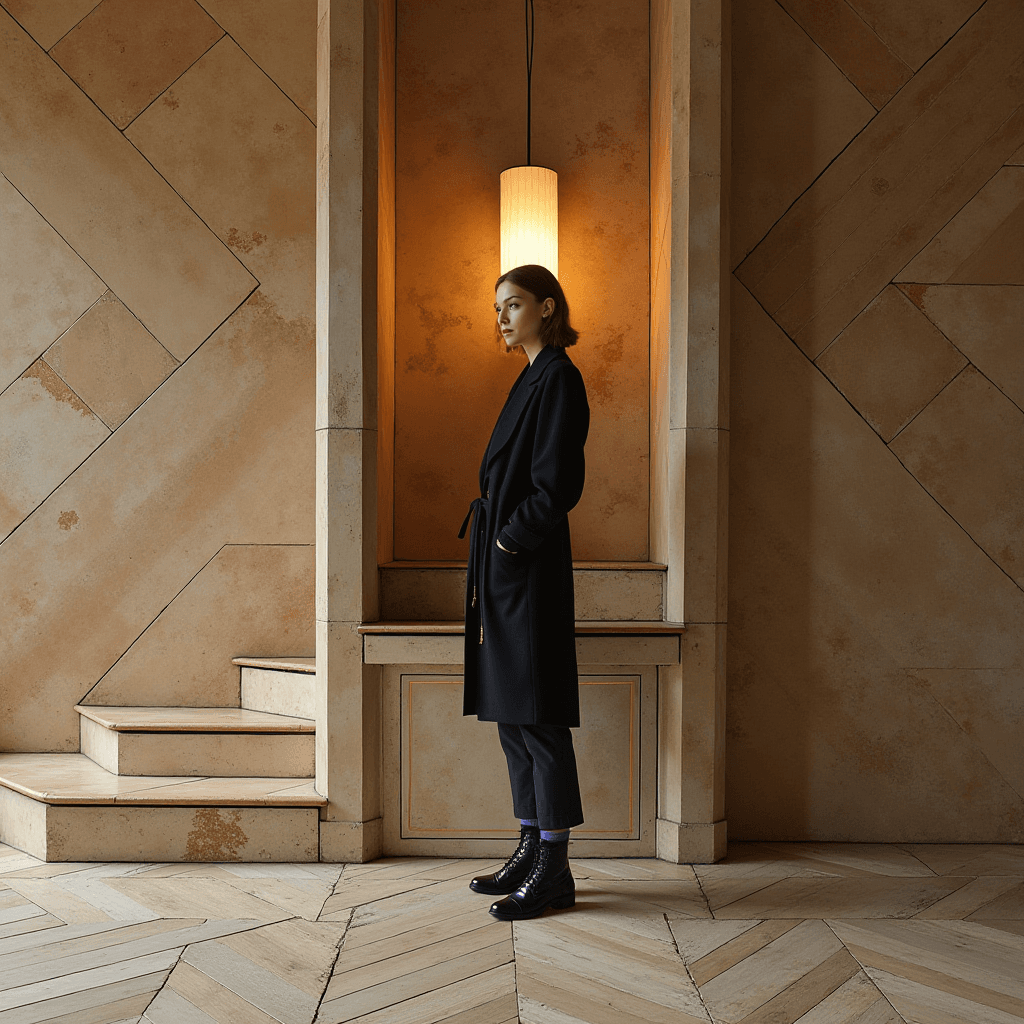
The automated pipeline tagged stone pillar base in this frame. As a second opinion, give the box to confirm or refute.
[320,817,383,863]
[657,817,727,864]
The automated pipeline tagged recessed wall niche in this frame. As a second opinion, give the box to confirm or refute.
[389,0,650,562]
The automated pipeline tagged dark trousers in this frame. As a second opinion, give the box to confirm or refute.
[497,723,584,831]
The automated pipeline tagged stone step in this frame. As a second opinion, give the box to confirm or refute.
[75,706,315,778]
[233,656,316,720]
[0,753,325,861]
[2,798,322,863]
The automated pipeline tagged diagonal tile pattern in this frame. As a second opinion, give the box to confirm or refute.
[897,166,1024,285]
[0,0,316,765]
[776,0,913,109]
[706,875,971,919]
[901,843,1024,876]
[890,365,1024,586]
[904,283,1024,411]
[517,912,708,1023]
[737,0,1024,355]
[49,0,223,129]
[687,920,865,1023]
[0,7,1021,1024]
[730,0,875,265]
[196,0,317,122]
[0,8,257,359]
[815,285,967,441]
[833,919,1024,1023]
[0,842,1017,1022]
[321,920,513,1023]
[729,0,1024,847]
[153,919,346,1024]
[125,35,316,321]
[81,542,315,712]
[43,292,178,432]
[0,359,110,540]
[846,0,987,72]
[0,0,101,50]
[0,171,105,394]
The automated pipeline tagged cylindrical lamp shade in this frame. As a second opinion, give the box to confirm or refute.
[500,165,558,276]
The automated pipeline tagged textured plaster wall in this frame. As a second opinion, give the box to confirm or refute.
[727,0,1024,840]
[0,0,317,750]
[5,0,1021,847]
[393,0,650,562]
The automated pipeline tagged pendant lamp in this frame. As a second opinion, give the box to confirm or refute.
[500,0,557,276]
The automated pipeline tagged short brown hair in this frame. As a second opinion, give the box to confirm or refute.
[494,265,579,348]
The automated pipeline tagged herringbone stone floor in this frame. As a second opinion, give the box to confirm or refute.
[0,842,1021,1023]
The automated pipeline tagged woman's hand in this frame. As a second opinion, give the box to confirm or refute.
[495,537,518,554]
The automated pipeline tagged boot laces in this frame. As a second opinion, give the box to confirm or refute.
[499,829,535,879]
[522,842,551,889]
[511,832,532,864]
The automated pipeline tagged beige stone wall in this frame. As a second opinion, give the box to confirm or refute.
[392,0,651,562]
[728,0,1024,841]
[0,0,317,751]
[4,0,1021,847]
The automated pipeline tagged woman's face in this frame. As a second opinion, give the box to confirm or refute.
[495,280,554,352]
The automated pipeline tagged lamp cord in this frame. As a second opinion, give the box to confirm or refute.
[525,0,534,166]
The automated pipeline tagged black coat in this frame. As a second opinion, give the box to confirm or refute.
[460,345,590,727]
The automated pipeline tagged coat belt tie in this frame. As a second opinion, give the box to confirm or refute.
[459,496,488,644]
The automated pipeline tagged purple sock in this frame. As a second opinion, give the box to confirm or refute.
[520,818,539,828]
[540,829,570,843]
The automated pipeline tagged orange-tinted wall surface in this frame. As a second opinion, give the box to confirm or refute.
[4,0,1023,844]
[0,0,317,751]
[393,0,650,562]
[727,0,1024,841]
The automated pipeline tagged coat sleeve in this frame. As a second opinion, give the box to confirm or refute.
[499,363,589,553]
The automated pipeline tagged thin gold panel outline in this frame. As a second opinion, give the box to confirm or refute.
[401,675,640,838]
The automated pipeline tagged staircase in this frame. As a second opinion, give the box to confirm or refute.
[0,658,324,862]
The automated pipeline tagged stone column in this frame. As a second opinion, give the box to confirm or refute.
[652,0,730,863]
[315,0,383,861]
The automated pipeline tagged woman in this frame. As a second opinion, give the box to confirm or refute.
[458,264,590,921]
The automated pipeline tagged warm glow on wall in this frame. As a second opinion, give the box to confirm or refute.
[500,165,558,276]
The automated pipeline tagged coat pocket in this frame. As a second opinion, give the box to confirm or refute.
[493,536,528,569]
[492,541,526,575]
[488,542,528,608]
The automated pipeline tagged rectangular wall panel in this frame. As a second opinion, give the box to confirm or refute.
[382,667,656,856]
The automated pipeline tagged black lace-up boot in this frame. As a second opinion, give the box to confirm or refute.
[487,838,575,920]
[469,825,540,895]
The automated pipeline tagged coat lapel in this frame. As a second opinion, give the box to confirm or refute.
[484,346,562,470]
